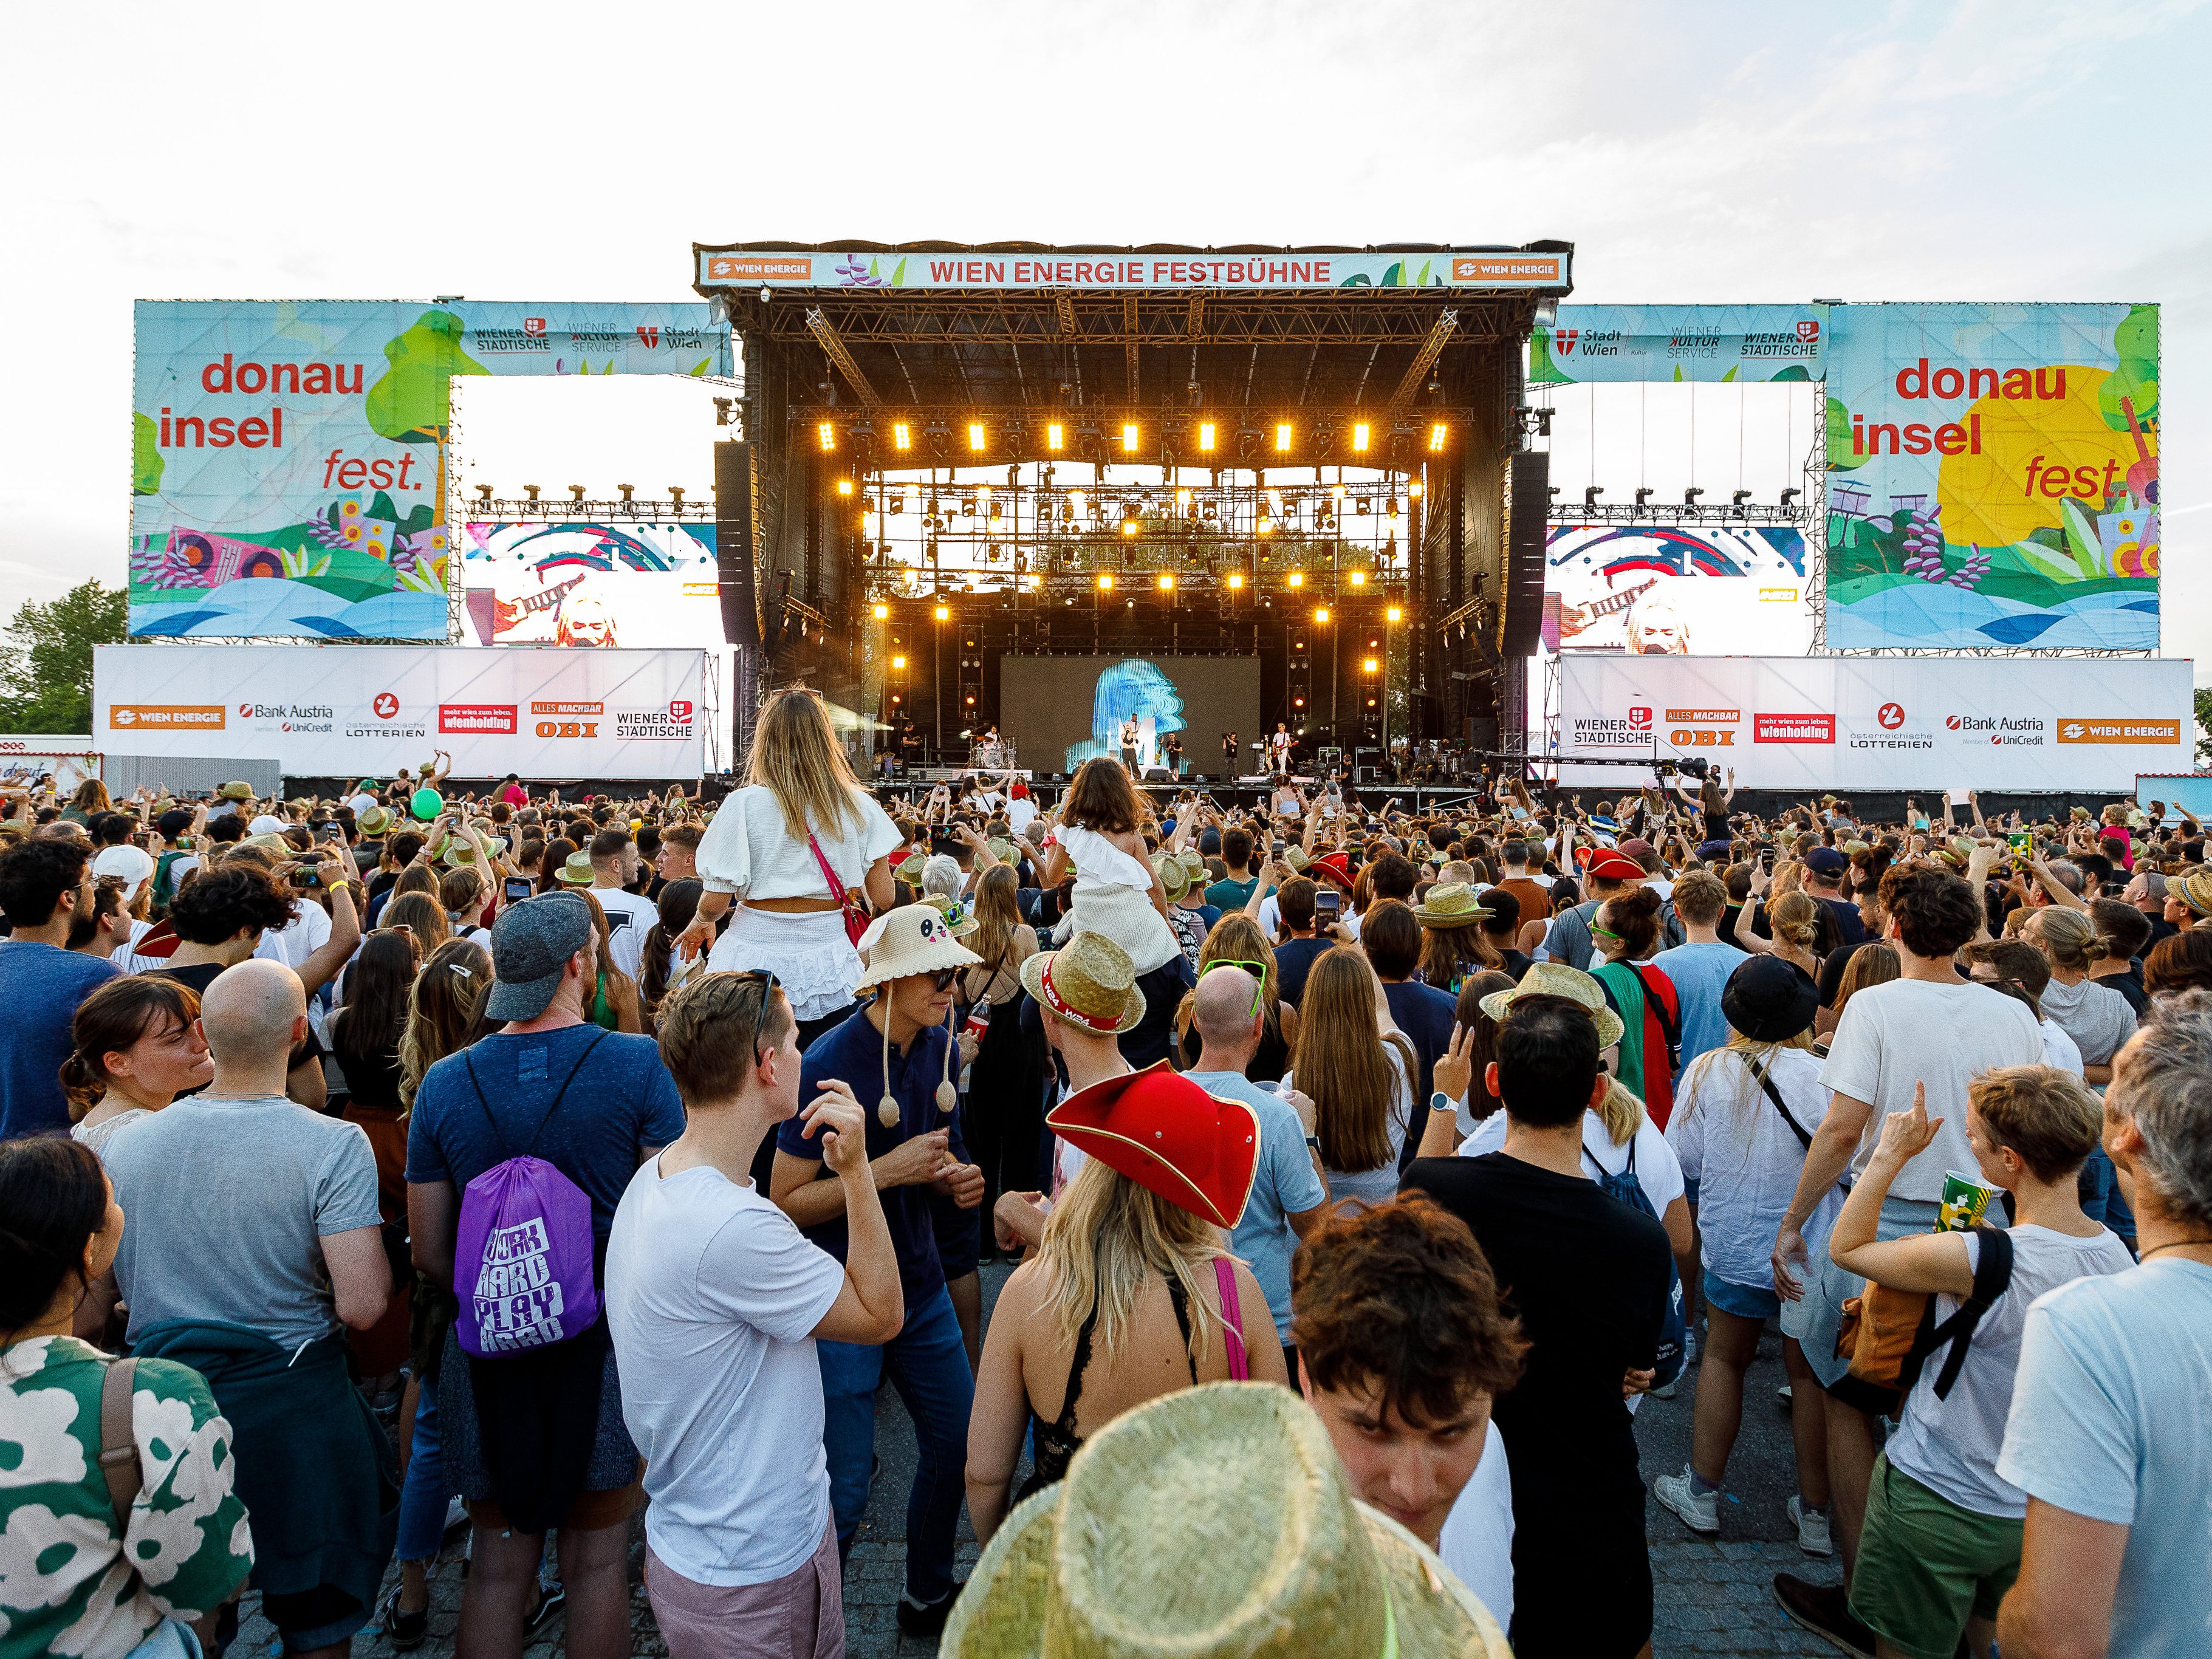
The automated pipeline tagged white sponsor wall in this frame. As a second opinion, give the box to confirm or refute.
[96,645,707,779]
[1555,655,2193,793]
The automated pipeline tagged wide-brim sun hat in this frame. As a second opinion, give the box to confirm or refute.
[1478,960,1626,1050]
[217,781,255,802]
[356,804,393,836]
[1152,852,1193,901]
[2177,869,2212,918]
[852,903,982,994]
[940,1382,1512,1659]
[1721,956,1820,1044]
[1281,844,1312,873]
[1046,1061,1260,1228]
[1309,851,1355,891]
[1411,881,1490,929]
[556,850,596,885]
[1020,930,1146,1036]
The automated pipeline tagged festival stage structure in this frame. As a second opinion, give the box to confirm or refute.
[691,242,1573,773]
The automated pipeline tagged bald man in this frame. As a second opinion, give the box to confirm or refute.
[1180,966,1330,1377]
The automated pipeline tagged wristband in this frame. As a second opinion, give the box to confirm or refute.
[1303,1134,1320,1151]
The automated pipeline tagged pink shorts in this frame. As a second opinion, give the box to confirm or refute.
[645,1520,844,1659]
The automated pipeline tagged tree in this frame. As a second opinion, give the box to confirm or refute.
[0,580,129,736]
[2197,686,2212,770]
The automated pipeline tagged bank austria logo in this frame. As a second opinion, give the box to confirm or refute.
[1947,713,2045,747]
[239,700,333,734]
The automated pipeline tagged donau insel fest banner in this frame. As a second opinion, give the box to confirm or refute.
[1823,303,2160,651]
[694,247,1570,291]
[1528,306,1826,384]
[130,301,733,641]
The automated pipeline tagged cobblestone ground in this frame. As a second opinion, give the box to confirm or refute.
[262,1285,1841,1658]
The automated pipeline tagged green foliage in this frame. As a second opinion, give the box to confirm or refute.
[2196,686,2212,769]
[1825,397,1863,469]
[132,412,165,495]
[2098,304,2159,433]
[0,580,129,735]
[366,309,487,441]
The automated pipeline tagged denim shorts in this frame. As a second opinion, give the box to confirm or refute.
[1702,1270,1781,1321]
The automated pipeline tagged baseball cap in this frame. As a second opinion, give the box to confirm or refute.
[92,844,156,902]
[1618,836,1656,860]
[1805,847,1848,878]
[484,892,594,1023]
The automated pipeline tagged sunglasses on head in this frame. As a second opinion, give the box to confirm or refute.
[720,968,786,1059]
[1200,956,1269,1015]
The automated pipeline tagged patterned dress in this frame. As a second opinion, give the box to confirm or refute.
[0,1336,253,1657]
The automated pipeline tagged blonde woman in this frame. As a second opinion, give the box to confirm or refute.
[1744,889,1823,980]
[1656,956,1835,1551]
[2022,906,2137,1087]
[965,1070,1284,1544]
[399,939,491,1108]
[1284,946,1416,1211]
[677,688,901,1045]
[1173,912,1298,1084]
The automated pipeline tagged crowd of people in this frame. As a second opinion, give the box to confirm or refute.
[1,721,2208,1659]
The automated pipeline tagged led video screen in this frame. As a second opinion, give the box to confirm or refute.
[999,655,1261,779]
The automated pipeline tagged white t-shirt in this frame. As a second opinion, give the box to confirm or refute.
[604,1158,846,1586]
[1885,1223,2134,1518]
[2039,1019,2086,1077]
[261,898,332,970]
[694,784,901,902]
[1005,796,1038,834]
[1667,1046,1834,1293]
[1818,979,2044,1203]
[1437,1420,1515,1633]
[592,886,659,982]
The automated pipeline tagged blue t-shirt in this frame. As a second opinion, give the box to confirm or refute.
[1273,937,1330,1008]
[1180,1070,1327,1341]
[0,942,121,1139]
[1383,979,1459,1104]
[405,1022,685,1247]
[1996,1259,2212,1658]
[1649,940,1748,1072]
[781,1005,968,1307]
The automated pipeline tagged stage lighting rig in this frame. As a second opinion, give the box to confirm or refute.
[1781,487,1801,507]
[1584,486,1603,507]
[1634,488,1654,506]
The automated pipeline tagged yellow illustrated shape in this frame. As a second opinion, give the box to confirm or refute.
[1938,367,2154,549]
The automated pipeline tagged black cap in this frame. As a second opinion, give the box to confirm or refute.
[1722,956,1819,1044]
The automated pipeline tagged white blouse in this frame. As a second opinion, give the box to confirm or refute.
[694,784,902,901]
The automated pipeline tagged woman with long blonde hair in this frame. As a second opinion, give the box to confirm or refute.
[964,1084,1284,1545]
[398,939,491,1107]
[1284,946,1416,1211]
[676,687,902,1048]
[1173,911,1298,1083]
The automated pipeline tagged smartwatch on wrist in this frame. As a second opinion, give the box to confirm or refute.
[1430,1091,1456,1116]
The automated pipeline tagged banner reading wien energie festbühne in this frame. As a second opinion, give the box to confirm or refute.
[1529,306,1826,385]
[130,301,733,642]
[1823,303,2160,652]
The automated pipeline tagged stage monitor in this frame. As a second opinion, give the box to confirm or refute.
[999,655,1261,779]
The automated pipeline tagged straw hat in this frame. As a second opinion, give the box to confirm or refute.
[894,850,928,886]
[1410,882,1490,929]
[1478,960,1626,1050]
[2177,869,2212,918]
[940,1383,1512,1659]
[1177,847,1208,884]
[1020,931,1145,1035]
[1280,844,1312,874]
[987,836,1015,866]
[1152,852,1193,902]
[556,850,597,886]
[921,892,981,937]
[852,903,981,994]
[356,804,393,836]
[1046,1061,1261,1228]
[1933,835,1977,869]
[216,781,255,802]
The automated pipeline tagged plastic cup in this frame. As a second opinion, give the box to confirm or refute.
[1938,1169,1998,1233]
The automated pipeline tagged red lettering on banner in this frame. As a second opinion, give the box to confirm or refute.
[930,261,959,282]
[1935,423,1967,455]
[1896,359,2066,402]
[1754,713,1836,744]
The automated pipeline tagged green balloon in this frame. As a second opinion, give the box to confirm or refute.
[410,787,445,821]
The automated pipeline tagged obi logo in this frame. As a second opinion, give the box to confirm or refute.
[536,721,600,739]
[522,316,547,337]
[1878,703,1906,730]
[373,693,400,719]
[1797,319,1820,342]
[1628,705,1652,733]
[1670,728,1735,748]
[1555,329,1579,357]
[635,325,660,348]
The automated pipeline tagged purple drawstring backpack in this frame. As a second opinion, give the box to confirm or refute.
[452,1030,608,1358]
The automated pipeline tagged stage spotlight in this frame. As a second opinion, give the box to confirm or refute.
[1121,422,1140,453]
[1061,500,1075,524]
[1352,423,1371,454]
[968,422,987,453]
[1386,605,1403,622]
[892,422,913,451]
[934,604,950,621]
[1362,658,1378,673]
[1349,570,1368,587]
[1197,421,1217,453]
[1157,572,1174,590]
[1733,488,1753,506]
[1781,487,1802,507]
[1408,480,1423,499]
[1634,487,1654,505]
[1293,697,1304,708]
[1097,573,1114,590]
[990,498,1003,519]
[1257,515,1273,535]
[1202,501,1217,521]
[817,422,836,452]
[476,484,493,504]
[1315,607,1330,623]
[1269,489,1285,516]
[1275,422,1293,453]
[1584,486,1603,507]
[1176,487,1191,512]
[1388,497,1400,518]
[837,478,855,496]
[1227,572,1244,590]
[1120,513,1140,537]
[1426,422,1447,453]
[1047,421,1066,452]
[892,655,908,669]
[1355,496,1372,515]
[1684,487,1705,505]
[1022,572,1040,590]
[1286,571,1304,588]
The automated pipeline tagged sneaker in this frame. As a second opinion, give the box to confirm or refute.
[1778,1382,1794,1406]
[1789,1494,1834,1558]
[526,1579,566,1633]
[1652,1373,1679,1399]
[1683,1325,1700,1365]
[897,1587,962,1640]
[1653,1466,1720,1535]
[1773,1573,1874,1659]
[372,1584,428,1653]
[442,1496,469,1536]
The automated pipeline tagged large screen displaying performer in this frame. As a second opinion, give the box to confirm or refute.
[999,655,1261,779]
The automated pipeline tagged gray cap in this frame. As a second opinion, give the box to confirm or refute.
[484,891,593,1023]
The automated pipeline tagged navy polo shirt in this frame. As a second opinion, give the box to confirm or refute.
[782,1004,969,1306]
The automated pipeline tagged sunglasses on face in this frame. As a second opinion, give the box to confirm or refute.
[927,966,960,993]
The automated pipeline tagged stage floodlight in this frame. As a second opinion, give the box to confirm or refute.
[1584,486,1603,507]
[1352,422,1371,454]
[1227,572,1245,590]
[1733,488,1753,506]
[1355,496,1372,516]
[1781,487,1802,507]
[1197,421,1217,453]
[891,655,907,669]
[1061,500,1075,524]
[1286,570,1304,588]
[872,603,890,620]
[1097,573,1114,590]
[967,422,987,453]
[1047,421,1066,451]
[892,422,913,452]
[1257,515,1273,535]
[1349,570,1368,587]
[1408,479,1424,499]
[1275,422,1293,453]
[1363,657,1378,674]
[1386,604,1403,623]
[1315,606,1331,623]
[837,478,855,496]
[1685,487,1705,505]
[1121,422,1140,453]
[817,422,836,452]
[1157,573,1174,590]
[990,498,1003,519]
[1426,421,1447,453]
[1202,501,1217,521]
[1120,513,1140,537]
[1635,487,1654,505]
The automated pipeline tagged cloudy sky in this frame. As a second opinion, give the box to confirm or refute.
[5,0,2205,668]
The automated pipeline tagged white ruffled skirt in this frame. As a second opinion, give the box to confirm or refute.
[707,904,862,1020]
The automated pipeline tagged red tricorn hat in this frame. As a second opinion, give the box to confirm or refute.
[1308,851,1356,891]
[1046,1061,1261,1229]
[1584,850,1646,883]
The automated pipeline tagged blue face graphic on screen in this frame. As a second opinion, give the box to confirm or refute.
[1066,659,1188,772]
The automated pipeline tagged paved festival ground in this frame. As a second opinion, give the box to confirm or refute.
[244,1268,1843,1658]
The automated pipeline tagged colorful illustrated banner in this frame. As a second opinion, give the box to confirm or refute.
[95,644,708,779]
[1543,525,1809,656]
[1529,306,1825,384]
[1555,654,2191,793]
[460,522,725,651]
[130,301,732,641]
[696,247,1569,291]
[1823,303,2160,651]
[0,739,100,795]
